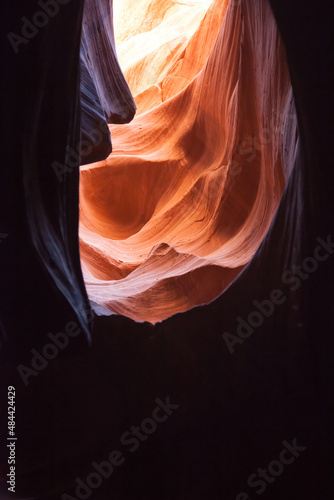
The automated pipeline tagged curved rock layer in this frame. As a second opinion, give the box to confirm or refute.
[114,0,216,114]
[80,0,137,165]
[79,0,298,323]
[81,0,136,124]
[116,0,229,114]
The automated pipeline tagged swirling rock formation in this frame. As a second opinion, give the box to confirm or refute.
[79,0,298,323]
[80,0,136,165]
[114,0,214,114]
[116,0,228,115]
[1,0,334,498]
[0,0,93,345]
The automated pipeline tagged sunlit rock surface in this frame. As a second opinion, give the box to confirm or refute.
[116,0,228,114]
[114,0,214,113]
[1,0,333,497]
[79,0,298,323]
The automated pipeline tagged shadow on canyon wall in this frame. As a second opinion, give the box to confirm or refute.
[0,0,334,499]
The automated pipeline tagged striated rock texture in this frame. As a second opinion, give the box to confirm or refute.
[79,0,298,323]
[1,0,334,499]
[114,0,214,114]
[0,0,93,346]
[115,0,228,114]
[80,0,136,165]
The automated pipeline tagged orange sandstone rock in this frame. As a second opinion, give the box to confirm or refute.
[79,0,298,323]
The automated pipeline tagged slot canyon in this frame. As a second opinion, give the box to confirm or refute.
[79,0,298,324]
[0,1,333,499]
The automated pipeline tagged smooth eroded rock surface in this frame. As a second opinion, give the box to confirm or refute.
[79,0,298,323]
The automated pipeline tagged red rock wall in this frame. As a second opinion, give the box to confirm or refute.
[79,0,298,323]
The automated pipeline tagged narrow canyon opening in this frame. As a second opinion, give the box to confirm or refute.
[78,0,298,324]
